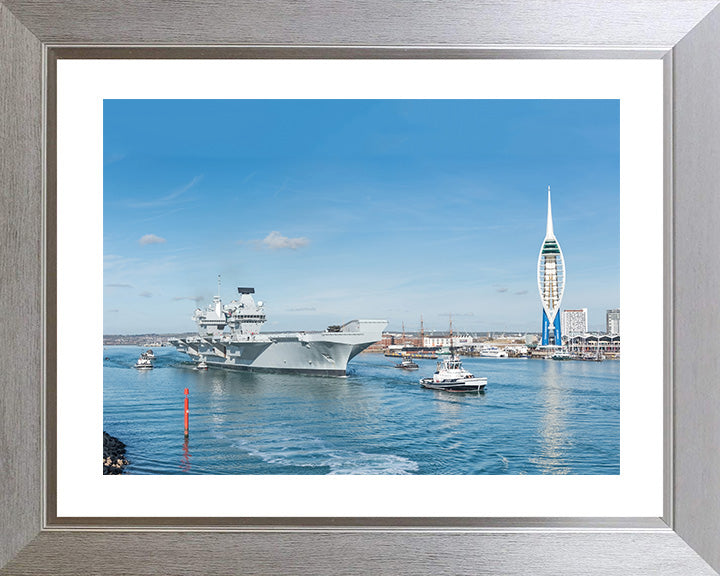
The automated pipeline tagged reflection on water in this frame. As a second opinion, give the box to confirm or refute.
[180,437,191,473]
[532,361,571,474]
[104,347,619,475]
[431,391,487,424]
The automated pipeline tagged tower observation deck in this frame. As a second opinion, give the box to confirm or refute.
[537,187,565,346]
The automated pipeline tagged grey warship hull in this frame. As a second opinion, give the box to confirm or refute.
[169,285,386,375]
[171,319,386,376]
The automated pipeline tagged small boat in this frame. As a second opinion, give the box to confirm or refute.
[134,354,153,370]
[394,357,419,370]
[196,360,208,370]
[551,351,572,361]
[420,355,487,393]
[477,345,508,358]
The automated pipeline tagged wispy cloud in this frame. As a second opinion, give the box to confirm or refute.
[173,296,203,303]
[104,254,139,271]
[287,306,316,312]
[105,152,126,165]
[258,231,310,251]
[272,177,291,199]
[139,291,153,298]
[129,176,202,208]
[105,283,133,288]
[515,290,529,295]
[438,312,475,317]
[135,206,189,224]
[496,287,509,293]
[139,234,166,245]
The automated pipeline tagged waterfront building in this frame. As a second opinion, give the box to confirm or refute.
[562,308,588,338]
[423,333,474,348]
[566,333,620,359]
[537,187,566,346]
[606,309,620,335]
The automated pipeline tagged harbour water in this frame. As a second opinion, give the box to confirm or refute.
[103,346,619,475]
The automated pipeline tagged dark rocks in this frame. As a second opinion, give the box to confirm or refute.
[103,431,130,474]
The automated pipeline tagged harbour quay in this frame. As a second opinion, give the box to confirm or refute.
[372,330,620,361]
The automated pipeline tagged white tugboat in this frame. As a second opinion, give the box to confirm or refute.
[419,316,486,392]
[170,281,387,376]
[420,355,487,392]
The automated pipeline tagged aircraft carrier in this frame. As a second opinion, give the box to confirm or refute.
[169,286,387,376]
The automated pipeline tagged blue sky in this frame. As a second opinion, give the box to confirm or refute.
[103,99,619,334]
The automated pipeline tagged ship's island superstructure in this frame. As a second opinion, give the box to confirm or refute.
[169,287,387,376]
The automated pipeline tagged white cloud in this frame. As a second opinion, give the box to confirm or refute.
[139,291,153,298]
[261,231,310,251]
[129,176,202,208]
[139,234,166,245]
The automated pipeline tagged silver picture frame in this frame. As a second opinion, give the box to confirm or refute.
[2,1,720,574]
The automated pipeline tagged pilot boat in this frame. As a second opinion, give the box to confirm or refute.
[134,353,153,370]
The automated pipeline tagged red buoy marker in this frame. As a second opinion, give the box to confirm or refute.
[184,388,189,437]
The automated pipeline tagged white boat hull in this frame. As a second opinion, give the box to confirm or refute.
[420,377,487,393]
[478,349,508,358]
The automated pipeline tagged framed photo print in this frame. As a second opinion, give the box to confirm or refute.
[2,1,720,574]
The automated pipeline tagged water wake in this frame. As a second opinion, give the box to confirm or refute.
[215,430,419,475]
